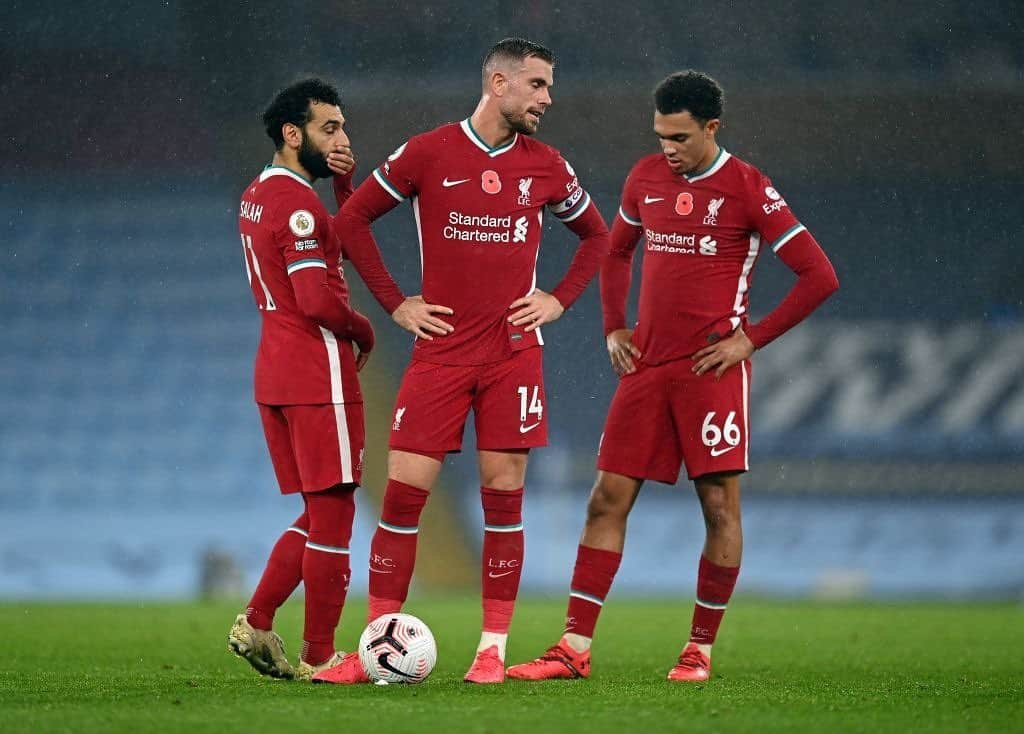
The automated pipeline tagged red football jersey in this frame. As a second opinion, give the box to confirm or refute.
[369,119,594,365]
[238,166,363,405]
[612,149,809,365]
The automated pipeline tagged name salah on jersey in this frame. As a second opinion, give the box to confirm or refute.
[240,200,264,224]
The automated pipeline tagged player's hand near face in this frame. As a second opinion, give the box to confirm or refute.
[606,328,641,376]
[392,295,455,340]
[327,146,356,177]
[691,327,755,379]
[507,290,565,332]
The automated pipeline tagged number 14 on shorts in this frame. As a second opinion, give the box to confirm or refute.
[517,386,543,433]
[702,411,741,457]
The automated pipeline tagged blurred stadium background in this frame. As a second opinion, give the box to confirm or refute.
[2,1,1022,602]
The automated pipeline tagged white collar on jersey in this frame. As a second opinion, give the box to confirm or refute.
[259,165,313,188]
[460,118,519,158]
[684,148,732,183]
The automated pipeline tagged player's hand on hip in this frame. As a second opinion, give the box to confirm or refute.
[392,295,454,340]
[508,290,565,332]
[606,329,641,376]
[327,146,356,176]
[691,327,754,379]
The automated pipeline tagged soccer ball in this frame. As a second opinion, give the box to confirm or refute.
[358,613,437,684]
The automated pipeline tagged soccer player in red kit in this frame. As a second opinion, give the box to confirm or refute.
[312,38,610,685]
[507,70,839,682]
[228,78,376,681]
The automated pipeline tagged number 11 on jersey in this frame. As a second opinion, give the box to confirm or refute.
[241,233,276,311]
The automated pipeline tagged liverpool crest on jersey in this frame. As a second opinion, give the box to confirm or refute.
[517,177,533,206]
[703,197,725,226]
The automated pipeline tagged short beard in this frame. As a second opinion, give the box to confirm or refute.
[298,133,332,179]
[501,109,538,136]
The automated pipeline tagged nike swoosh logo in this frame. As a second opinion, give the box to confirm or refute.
[709,445,738,457]
[377,653,415,678]
[644,196,664,204]
[442,178,470,187]
[488,570,517,578]
[519,422,542,434]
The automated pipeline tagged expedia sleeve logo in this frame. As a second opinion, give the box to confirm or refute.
[560,157,580,193]
[761,186,788,214]
[288,210,315,237]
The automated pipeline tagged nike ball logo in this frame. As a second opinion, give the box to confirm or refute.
[519,422,542,434]
[442,178,470,187]
[644,195,664,204]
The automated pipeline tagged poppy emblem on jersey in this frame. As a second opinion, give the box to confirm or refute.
[288,209,315,237]
[482,170,502,194]
[675,192,694,216]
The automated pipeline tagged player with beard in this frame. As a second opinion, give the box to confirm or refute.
[313,38,610,685]
[229,78,376,681]
[507,70,838,682]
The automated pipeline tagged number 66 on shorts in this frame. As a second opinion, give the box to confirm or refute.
[597,359,750,484]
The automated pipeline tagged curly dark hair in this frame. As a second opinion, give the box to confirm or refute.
[654,71,723,124]
[482,37,555,80]
[262,78,342,150]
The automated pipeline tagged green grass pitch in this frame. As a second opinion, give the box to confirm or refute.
[2,597,1021,733]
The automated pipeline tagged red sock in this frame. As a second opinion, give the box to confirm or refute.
[300,486,356,665]
[367,479,429,622]
[480,486,524,633]
[564,545,622,638]
[246,508,309,630]
[689,555,740,645]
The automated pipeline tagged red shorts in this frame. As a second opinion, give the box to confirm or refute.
[389,347,547,454]
[258,402,365,494]
[597,358,751,484]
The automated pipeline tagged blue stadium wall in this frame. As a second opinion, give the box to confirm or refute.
[1,179,1021,600]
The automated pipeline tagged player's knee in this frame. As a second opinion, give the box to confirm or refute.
[702,505,738,534]
[695,473,741,531]
[698,491,740,533]
[586,481,631,523]
[478,451,528,490]
[388,450,442,490]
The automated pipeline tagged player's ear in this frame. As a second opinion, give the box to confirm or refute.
[705,119,721,136]
[490,71,509,97]
[282,122,302,150]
